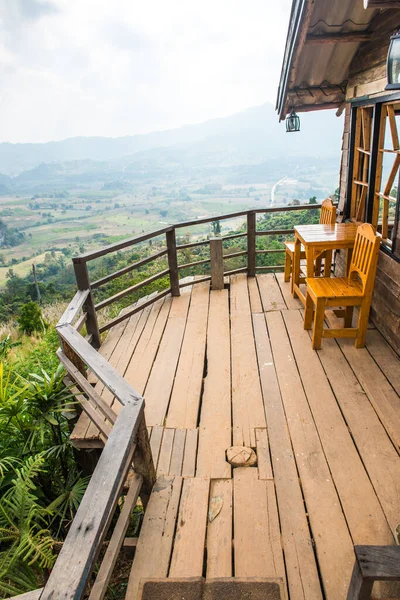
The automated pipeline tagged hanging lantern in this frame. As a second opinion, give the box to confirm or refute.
[386,31,400,90]
[286,109,300,132]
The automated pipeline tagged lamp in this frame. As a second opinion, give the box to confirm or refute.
[286,108,300,132]
[386,31,400,90]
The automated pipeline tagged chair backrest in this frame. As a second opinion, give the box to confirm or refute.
[349,223,381,292]
[319,198,337,225]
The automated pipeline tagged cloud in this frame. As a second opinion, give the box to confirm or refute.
[0,0,293,143]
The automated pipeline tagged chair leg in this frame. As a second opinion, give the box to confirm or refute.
[315,255,322,276]
[355,299,371,348]
[284,250,292,282]
[344,306,354,328]
[312,298,326,349]
[324,250,333,277]
[304,291,314,330]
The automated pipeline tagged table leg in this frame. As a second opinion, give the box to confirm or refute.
[292,236,301,296]
[306,246,314,279]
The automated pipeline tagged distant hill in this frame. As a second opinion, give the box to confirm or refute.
[0,103,343,176]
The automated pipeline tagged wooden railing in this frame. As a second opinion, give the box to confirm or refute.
[25,295,156,600]
[71,203,325,342]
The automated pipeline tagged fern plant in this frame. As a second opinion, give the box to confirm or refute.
[0,454,56,597]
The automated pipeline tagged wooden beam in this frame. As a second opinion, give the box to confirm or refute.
[292,102,343,113]
[305,32,372,45]
[364,0,400,8]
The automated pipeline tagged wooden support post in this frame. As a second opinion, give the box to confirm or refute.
[247,211,256,277]
[133,415,156,509]
[166,229,180,297]
[209,237,224,290]
[73,260,101,349]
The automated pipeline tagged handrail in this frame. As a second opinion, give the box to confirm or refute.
[73,203,325,264]
[65,202,329,337]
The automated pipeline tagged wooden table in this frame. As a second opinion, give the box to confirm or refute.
[292,223,358,305]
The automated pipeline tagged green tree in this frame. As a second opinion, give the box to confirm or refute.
[309,196,317,205]
[17,303,46,336]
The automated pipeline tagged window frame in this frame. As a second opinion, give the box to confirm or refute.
[347,91,400,259]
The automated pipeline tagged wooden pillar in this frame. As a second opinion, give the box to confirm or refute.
[247,211,256,277]
[166,229,180,297]
[210,237,224,290]
[73,261,101,349]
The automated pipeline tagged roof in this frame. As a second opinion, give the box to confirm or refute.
[276,0,379,120]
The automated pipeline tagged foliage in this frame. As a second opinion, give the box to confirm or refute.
[17,302,47,336]
[0,455,55,597]
[0,335,21,360]
[0,359,89,595]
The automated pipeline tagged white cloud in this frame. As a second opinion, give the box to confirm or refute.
[0,0,292,142]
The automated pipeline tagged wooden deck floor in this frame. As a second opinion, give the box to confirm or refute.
[71,274,400,600]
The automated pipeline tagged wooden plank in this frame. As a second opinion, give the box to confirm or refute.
[365,328,400,395]
[125,296,170,395]
[126,476,183,600]
[143,287,192,426]
[255,428,273,480]
[169,428,186,476]
[257,274,286,312]
[89,474,142,600]
[182,429,198,477]
[252,313,322,600]
[8,590,43,600]
[169,477,210,578]
[41,400,142,600]
[314,337,400,534]
[149,425,164,471]
[275,271,302,310]
[197,289,231,479]
[267,311,354,600]
[206,479,232,578]
[57,289,90,327]
[167,281,210,428]
[230,274,266,447]
[157,428,175,476]
[338,339,400,450]
[233,468,285,583]
[283,311,393,547]
[247,276,263,313]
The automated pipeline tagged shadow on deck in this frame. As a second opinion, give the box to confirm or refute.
[69,273,400,600]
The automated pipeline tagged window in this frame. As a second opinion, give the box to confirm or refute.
[348,98,400,256]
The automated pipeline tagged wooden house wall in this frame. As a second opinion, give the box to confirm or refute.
[337,11,400,354]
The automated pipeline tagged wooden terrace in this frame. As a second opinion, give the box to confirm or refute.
[26,204,400,600]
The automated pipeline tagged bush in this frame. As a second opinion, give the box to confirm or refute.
[17,302,47,336]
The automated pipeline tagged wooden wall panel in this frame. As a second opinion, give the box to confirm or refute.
[337,14,400,353]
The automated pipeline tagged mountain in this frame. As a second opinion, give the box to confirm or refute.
[0,103,343,176]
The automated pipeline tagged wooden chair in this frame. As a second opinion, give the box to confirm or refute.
[303,223,380,349]
[284,198,337,282]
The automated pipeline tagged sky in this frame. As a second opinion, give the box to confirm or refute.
[0,0,292,143]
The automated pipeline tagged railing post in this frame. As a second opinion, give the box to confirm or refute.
[247,211,256,277]
[166,228,180,296]
[73,260,101,349]
[133,415,156,509]
[210,237,224,290]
